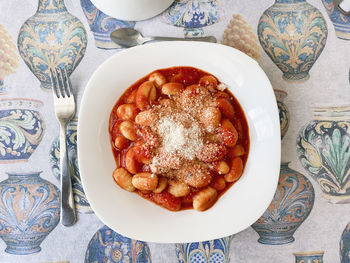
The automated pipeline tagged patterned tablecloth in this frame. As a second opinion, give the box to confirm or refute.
[0,0,350,262]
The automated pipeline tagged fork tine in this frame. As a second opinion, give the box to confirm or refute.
[64,68,73,97]
[61,67,71,97]
[56,68,65,98]
[50,68,60,98]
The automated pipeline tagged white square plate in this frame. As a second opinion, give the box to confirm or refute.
[78,42,281,243]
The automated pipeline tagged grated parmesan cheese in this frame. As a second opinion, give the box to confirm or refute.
[157,116,203,160]
[217,83,227,91]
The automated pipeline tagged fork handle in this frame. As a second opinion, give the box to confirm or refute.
[60,124,76,226]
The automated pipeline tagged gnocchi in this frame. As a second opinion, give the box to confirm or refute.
[116,104,139,120]
[125,147,139,174]
[113,168,135,192]
[135,81,157,110]
[219,119,238,147]
[149,72,166,88]
[153,177,168,193]
[161,82,184,96]
[211,176,226,191]
[199,107,221,132]
[215,161,230,174]
[225,157,243,182]
[114,135,128,150]
[178,162,212,188]
[215,98,235,119]
[119,120,137,141]
[135,110,157,126]
[109,66,249,212]
[132,173,158,191]
[168,180,190,197]
[199,75,218,88]
[193,187,218,211]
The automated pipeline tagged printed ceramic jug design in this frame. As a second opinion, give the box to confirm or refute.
[175,236,233,263]
[252,162,315,245]
[294,251,324,263]
[17,0,87,90]
[341,222,350,263]
[0,172,60,255]
[322,0,350,40]
[0,99,45,162]
[258,0,328,81]
[163,0,219,37]
[297,106,350,203]
[85,225,151,262]
[80,0,135,49]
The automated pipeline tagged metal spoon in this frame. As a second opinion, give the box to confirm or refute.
[110,28,217,48]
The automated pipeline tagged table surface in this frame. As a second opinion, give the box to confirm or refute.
[0,0,350,262]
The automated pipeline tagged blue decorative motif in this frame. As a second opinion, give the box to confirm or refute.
[184,28,204,37]
[341,222,350,263]
[294,251,324,263]
[0,99,45,162]
[85,225,151,263]
[175,236,233,263]
[0,80,11,96]
[164,0,218,28]
[0,172,60,255]
[251,162,315,245]
[80,0,135,49]
[297,107,350,204]
[50,118,91,213]
[258,0,328,81]
[17,0,87,90]
[274,89,289,140]
[322,0,350,40]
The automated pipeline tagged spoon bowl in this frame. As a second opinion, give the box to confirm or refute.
[110,28,146,48]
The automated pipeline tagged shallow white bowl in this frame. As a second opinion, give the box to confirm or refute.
[90,0,174,21]
[78,42,281,243]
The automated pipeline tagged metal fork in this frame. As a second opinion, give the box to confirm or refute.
[50,67,76,226]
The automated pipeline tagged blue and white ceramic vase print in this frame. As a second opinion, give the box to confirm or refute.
[0,98,45,163]
[341,222,350,263]
[0,172,60,255]
[251,162,315,245]
[297,106,350,204]
[322,0,350,40]
[85,225,152,263]
[274,89,290,140]
[175,236,233,263]
[50,118,91,213]
[0,24,19,95]
[163,0,218,37]
[294,251,324,263]
[17,0,87,90]
[80,0,135,49]
[258,0,328,82]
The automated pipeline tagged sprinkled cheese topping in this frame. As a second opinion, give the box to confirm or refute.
[217,83,227,91]
[157,116,203,160]
[148,83,222,176]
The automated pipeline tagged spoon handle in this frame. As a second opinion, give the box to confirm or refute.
[147,36,217,43]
